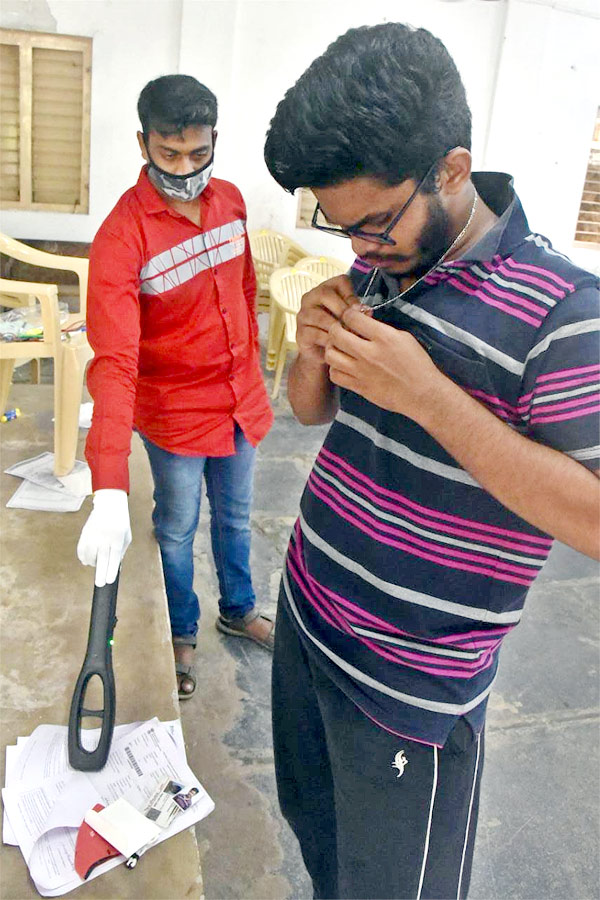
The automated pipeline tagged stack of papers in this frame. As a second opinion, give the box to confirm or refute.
[2,718,214,896]
[4,453,92,512]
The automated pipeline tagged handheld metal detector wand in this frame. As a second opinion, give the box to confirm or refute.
[68,571,119,771]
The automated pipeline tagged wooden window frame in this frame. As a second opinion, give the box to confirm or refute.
[0,28,92,214]
[574,106,600,248]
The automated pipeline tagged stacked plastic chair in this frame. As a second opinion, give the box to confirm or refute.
[268,267,323,399]
[295,255,348,281]
[248,229,309,370]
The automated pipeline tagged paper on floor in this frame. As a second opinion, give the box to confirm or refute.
[56,467,92,497]
[4,452,91,511]
[4,452,88,493]
[6,479,86,512]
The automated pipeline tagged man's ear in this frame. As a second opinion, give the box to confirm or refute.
[212,129,218,151]
[137,131,148,161]
[440,147,472,196]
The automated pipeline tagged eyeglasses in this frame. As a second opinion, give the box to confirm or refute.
[310,157,441,246]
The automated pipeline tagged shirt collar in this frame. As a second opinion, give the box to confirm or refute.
[464,171,529,261]
[134,165,214,215]
[376,172,530,300]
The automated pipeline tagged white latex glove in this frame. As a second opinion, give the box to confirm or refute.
[77,489,132,587]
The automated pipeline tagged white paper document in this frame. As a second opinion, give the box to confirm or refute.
[6,480,86,512]
[2,718,214,897]
[4,452,91,511]
[4,452,88,494]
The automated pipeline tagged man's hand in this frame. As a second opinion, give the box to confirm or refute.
[324,305,441,420]
[325,307,600,559]
[296,274,360,365]
[77,489,132,587]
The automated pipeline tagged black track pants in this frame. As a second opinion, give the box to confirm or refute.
[272,596,484,900]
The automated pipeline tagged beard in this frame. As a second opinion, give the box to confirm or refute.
[360,192,453,277]
[410,192,453,277]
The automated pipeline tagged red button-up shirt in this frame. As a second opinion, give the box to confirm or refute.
[85,168,273,492]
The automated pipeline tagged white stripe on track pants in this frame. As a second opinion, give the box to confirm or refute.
[272,596,484,900]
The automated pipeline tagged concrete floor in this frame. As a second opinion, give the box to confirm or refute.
[2,343,599,899]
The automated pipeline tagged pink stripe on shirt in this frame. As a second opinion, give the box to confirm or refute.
[457,269,553,315]
[308,476,536,586]
[532,392,600,414]
[310,473,541,577]
[447,277,544,327]
[319,446,552,550]
[502,256,575,291]
[530,402,600,425]
[291,524,518,647]
[536,363,600,383]
[495,261,567,297]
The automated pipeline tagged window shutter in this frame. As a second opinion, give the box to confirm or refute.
[575,107,600,246]
[0,29,91,213]
[32,47,84,206]
[0,42,20,202]
[297,187,317,229]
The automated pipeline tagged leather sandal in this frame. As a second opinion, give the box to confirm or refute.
[175,662,197,700]
[172,635,197,700]
[215,608,275,651]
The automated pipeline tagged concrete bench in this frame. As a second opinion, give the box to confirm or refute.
[0,383,202,899]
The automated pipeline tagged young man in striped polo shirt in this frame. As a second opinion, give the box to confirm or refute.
[264,23,599,899]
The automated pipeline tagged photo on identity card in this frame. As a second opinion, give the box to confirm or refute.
[143,778,200,828]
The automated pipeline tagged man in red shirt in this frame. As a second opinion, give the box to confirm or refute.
[77,75,274,699]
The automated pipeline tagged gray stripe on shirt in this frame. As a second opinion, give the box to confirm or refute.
[312,461,544,567]
[336,410,481,487]
[299,513,524,625]
[140,219,245,294]
[526,319,600,366]
[398,303,525,375]
[283,565,497,715]
[566,445,600,461]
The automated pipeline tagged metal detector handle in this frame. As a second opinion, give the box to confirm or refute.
[68,572,119,771]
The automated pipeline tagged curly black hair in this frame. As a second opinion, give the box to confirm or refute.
[264,23,471,192]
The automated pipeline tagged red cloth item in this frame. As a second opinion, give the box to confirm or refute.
[85,168,273,492]
[74,804,121,880]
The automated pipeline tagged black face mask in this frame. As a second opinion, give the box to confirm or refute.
[146,148,214,202]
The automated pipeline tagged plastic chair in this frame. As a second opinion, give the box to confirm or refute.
[295,256,349,281]
[269,268,322,400]
[0,233,93,476]
[249,228,309,301]
[248,229,309,369]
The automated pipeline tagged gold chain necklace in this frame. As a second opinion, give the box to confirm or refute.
[359,190,478,313]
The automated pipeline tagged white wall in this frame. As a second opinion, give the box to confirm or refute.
[1,0,598,271]
[483,0,600,270]
[180,0,507,262]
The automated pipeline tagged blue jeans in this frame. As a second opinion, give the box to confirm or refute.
[141,424,257,642]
